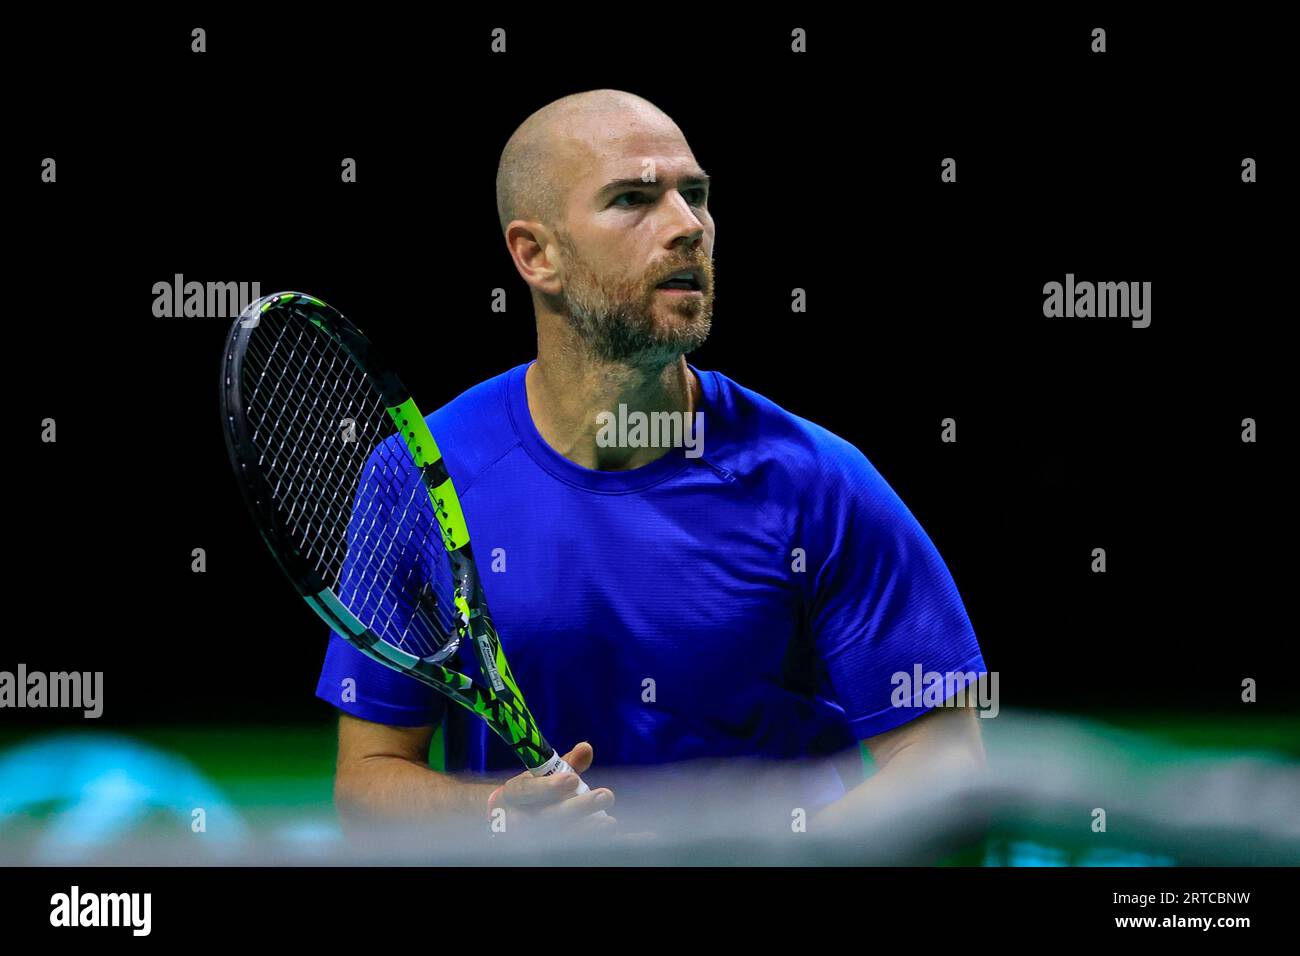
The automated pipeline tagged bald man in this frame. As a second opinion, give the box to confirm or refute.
[318,90,987,841]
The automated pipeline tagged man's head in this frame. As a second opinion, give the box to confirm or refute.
[496,90,715,365]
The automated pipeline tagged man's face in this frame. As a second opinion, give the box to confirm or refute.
[549,114,715,363]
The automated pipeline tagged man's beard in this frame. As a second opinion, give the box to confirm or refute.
[553,230,714,364]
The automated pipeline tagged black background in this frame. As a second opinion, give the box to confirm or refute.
[7,10,1289,729]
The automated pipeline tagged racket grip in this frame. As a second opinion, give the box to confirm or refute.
[533,752,609,818]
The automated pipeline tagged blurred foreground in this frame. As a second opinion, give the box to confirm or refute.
[1,710,1296,866]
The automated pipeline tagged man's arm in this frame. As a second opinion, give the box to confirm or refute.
[813,695,986,831]
[333,713,616,834]
[334,713,499,830]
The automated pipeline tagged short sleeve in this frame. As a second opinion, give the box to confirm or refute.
[806,445,986,741]
[314,437,447,728]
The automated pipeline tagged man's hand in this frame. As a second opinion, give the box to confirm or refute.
[491,742,617,838]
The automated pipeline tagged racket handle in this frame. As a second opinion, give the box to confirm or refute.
[533,752,609,818]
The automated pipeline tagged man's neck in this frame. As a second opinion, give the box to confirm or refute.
[524,353,700,471]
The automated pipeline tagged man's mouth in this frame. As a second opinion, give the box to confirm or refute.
[655,269,703,292]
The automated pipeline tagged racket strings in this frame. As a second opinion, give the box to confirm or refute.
[244,362,460,658]
[240,308,460,661]
[344,442,462,653]
[243,318,378,569]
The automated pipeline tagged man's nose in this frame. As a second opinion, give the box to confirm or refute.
[663,194,706,248]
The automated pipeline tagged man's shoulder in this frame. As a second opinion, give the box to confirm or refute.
[701,367,877,490]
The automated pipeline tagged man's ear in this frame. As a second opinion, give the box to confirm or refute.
[505,220,563,296]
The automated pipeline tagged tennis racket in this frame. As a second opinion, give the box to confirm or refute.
[220,291,596,801]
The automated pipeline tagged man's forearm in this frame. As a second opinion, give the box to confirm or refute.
[335,754,502,830]
[813,734,986,833]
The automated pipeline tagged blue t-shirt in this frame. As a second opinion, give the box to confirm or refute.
[316,362,985,814]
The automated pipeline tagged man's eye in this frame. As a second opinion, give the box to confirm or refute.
[684,188,707,205]
[612,192,649,207]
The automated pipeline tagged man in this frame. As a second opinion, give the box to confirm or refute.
[317,89,987,841]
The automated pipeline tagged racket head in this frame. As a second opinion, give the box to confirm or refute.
[220,291,463,667]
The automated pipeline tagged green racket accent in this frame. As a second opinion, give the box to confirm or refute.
[425,615,543,763]
[262,292,297,312]
[383,395,545,765]
[481,619,527,703]
[314,585,543,763]
[467,615,539,745]
[386,398,470,550]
